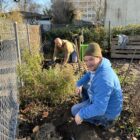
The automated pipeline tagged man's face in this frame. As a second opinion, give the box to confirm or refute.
[84,56,101,71]
[55,40,62,48]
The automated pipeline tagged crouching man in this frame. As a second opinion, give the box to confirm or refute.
[53,38,78,65]
[71,42,123,128]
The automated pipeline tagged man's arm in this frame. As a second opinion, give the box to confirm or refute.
[63,44,70,64]
[76,72,90,87]
[78,82,113,119]
[53,46,58,61]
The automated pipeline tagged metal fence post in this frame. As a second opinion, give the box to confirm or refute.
[14,22,21,65]
[108,20,111,50]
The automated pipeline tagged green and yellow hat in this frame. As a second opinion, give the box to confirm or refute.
[84,42,102,57]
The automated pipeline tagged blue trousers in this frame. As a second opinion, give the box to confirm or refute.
[70,50,78,63]
[71,85,114,127]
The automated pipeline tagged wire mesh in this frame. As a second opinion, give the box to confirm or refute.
[0,20,19,140]
[0,19,41,139]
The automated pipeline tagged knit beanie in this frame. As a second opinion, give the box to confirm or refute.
[84,42,102,57]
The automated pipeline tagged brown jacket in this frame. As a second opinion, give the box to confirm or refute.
[53,40,75,64]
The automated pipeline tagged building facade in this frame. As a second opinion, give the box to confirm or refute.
[51,0,96,22]
[105,0,140,27]
[69,0,96,22]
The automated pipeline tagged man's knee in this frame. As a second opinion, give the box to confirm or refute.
[72,57,78,63]
[71,51,78,63]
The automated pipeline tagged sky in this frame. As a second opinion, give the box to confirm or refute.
[2,0,52,13]
[34,0,52,13]
[35,0,51,8]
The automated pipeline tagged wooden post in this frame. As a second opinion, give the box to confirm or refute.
[26,24,31,54]
[14,22,21,65]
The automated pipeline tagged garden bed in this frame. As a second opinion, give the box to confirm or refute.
[17,59,140,140]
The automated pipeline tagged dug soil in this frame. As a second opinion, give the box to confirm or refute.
[17,59,140,140]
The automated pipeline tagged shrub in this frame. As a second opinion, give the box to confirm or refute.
[0,11,23,23]
[39,65,77,104]
[112,24,140,36]
[18,50,78,105]
[43,26,107,55]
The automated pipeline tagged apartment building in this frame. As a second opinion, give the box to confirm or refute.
[105,0,140,27]
[51,0,96,22]
[69,0,96,22]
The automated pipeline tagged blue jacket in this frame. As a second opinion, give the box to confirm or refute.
[76,58,123,120]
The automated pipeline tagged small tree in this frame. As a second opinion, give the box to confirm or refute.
[16,0,41,13]
[93,0,105,23]
[28,3,41,13]
[18,50,78,104]
[43,7,52,19]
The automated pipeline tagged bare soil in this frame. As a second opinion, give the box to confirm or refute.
[17,59,140,140]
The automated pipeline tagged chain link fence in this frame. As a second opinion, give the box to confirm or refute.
[0,20,19,140]
[0,19,41,140]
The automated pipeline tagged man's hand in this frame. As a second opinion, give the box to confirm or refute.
[75,86,82,94]
[75,113,83,125]
[53,57,56,61]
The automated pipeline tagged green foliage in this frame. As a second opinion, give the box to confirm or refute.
[18,50,77,105]
[18,50,42,86]
[112,24,140,36]
[134,127,140,138]
[45,26,107,44]
[40,65,77,104]
[44,26,107,54]
[117,110,140,138]
[45,28,73,42]
[83,26,107,46]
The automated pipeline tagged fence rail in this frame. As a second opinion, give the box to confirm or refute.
[111,36,140,59]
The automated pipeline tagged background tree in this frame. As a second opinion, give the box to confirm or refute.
[51,1,77,24]
[43,7,52,18]
[6,10,23,23]
[28,2,41,13]
[93,0,105,23]
[0,0,23,22]
[0,0,10,12]
[17,0,41,13]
